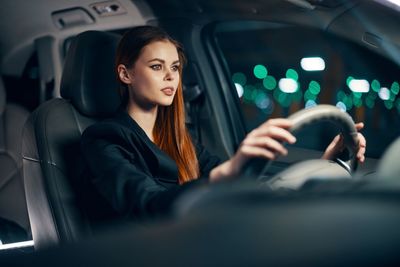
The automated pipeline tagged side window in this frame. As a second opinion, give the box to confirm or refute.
[215,25,400,158]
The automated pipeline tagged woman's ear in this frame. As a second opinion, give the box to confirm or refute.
[117,64,133,85]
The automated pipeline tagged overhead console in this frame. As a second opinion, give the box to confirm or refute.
[52,8,95,29]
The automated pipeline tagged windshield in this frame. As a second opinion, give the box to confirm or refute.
[215,25,400,158]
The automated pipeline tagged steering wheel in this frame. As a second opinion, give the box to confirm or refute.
[242,104,360,190]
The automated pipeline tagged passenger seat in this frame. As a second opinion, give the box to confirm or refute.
[0,77,30,239]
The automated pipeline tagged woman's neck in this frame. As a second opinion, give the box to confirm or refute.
[126,103,158,142]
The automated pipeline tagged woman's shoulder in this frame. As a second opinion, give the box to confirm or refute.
[81,112,138,143]
[83,119,125,137]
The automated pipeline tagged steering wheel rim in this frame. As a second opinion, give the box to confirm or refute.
[242,104,359,180]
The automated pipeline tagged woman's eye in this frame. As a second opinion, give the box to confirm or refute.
[171,65,179,72]
[150,64,162,70]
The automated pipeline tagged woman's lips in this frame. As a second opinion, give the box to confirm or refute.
[161,87,175,96]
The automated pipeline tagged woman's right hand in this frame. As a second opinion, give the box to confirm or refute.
[231,118,297,174]
[209,118,297,182]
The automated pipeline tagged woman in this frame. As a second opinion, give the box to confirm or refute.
[81,25,366,219]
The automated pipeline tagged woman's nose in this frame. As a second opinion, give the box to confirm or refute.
[164,69,174,81]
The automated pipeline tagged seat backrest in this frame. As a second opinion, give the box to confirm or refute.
[22,31,122,250]
[0,77,30,236]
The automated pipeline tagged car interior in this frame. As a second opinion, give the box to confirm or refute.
[1,0,400,265]
[0,76,30,244]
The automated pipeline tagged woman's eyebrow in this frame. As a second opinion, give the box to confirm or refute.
[147,58,180,65]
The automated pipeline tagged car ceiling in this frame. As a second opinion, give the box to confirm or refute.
[0,0,399,78]
[0,0,149,76]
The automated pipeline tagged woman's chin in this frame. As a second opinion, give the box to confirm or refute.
[158,99,175,106]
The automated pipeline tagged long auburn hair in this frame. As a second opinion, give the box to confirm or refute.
[115,25,199,184]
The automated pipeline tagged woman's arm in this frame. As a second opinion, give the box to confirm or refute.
[209,119,367,183]
[209,119,296,182]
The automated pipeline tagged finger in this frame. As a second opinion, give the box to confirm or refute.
[331,134,344,151]
[356,133,366,163]
[240,145,276,160]
[324,135,340,153]
[355,122,364,131]
[243,136,288,156]
[263,118,294,129]
[252,125,297,144]
[357,132,367,148]
[322,134,344,160]
[331,134,343,146]
[357,147,366,163]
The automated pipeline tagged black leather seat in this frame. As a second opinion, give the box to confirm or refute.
[22,31,122,250]
[0,77,30,240]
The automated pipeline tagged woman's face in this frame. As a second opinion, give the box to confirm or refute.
[121,40,181,109]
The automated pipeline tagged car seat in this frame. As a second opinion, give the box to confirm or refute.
[0,77,30,240]
[22,31,122,250]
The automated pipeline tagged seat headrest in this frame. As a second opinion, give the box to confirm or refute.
[60,31,122,117]
[0,78,5,115]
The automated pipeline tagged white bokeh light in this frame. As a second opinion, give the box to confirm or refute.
[278,78,298,93]
[379,87,390,100]
[255,94,271,109]
[305,100,317,109]
[336,101,347,112]
[234,83,244,98]
[300,57,325,71]
[349,79,370,93]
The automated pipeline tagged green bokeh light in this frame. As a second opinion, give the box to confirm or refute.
[384,100,393,110]
[343,95,353,110]
[353,92,362,99]
[263,75,277,90]
[337,90,346,102]
[253,65,268,79]
[286,69,299,81]
[346,76,354,86]
[308,81,321,95]
[365,97,375,109]
[232,72,247,86]
[251,89,260,101]
[396,99,400,112]
[292,89,303,102]
[367,91,377,99]
[273,88,281,102]
[353,97,362,107]
[278,93,291,107]
[304,90,317,101]
[391,82,400,95]
[255,92,268,109]
[243,85,255,102]
[371,79,380,92]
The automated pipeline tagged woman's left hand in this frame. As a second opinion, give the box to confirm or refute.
[322,122,367,163]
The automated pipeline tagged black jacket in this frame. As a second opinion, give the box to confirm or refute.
[81,111,221,219]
